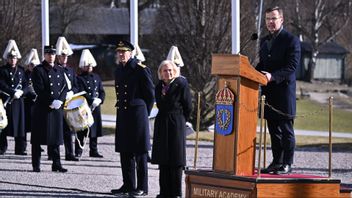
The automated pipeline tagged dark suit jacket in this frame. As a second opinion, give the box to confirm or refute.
[256,28,301,120]
[114,58,155,153]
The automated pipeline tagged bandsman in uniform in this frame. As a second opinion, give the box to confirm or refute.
[111,41,154,197]
[55,37,79,161]
[0,40,28,155]
[23,49,40,135]
[30,45,68,172]
[75,49,105,158]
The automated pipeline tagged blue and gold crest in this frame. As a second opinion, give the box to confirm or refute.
[215,83,235,136]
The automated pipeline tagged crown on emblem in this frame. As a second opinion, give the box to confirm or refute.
[215,83,235,105]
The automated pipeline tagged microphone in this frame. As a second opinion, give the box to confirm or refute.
[251,33,258,41]
[241,33,258,51]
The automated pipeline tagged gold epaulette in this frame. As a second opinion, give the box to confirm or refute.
[137,62,147,68]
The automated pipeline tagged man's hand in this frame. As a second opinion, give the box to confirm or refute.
[92,98,102,108]
[14,90,24,99]
[261,71,273,82]
[66,91,74,101]
[50,100,63,109]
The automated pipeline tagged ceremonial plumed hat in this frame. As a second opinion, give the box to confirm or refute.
[79,49,97,68]
[115,40,134,51]
[3,40,22,60]
[56,36,73,56]
[44,45,56,54]
[166,46,184,67]
[132,44,146,62]
[24,48,40,66]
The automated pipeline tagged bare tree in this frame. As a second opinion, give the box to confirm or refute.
[337,18,352,85]
[49,0,106,37]
[290,0,352,82]
[0,0,41,65]
[144,0,258,129]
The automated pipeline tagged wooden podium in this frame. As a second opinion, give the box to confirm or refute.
[211,54,266,176]
[185,54,343,198]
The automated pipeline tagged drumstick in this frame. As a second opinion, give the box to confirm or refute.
[71,91,87,98]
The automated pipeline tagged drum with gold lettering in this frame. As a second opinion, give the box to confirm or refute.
[64,96,94,132]
[0,99,8,130]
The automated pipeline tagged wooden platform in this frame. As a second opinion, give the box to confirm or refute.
[185,170,342,198]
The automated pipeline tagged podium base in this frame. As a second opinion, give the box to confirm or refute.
[185,169,342,198]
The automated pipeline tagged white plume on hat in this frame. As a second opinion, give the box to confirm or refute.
[79,49,97,68]
[24,48,40,66]
[166,46,184,67]
[3,39,22,60]
[56,36,73,56]
[132,44,146,62]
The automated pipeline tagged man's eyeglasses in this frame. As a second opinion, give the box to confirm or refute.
[266,17,281,21]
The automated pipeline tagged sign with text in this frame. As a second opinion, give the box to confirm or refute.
[190,184,251,198]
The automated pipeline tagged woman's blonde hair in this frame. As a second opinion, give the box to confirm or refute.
[157,60,180,80]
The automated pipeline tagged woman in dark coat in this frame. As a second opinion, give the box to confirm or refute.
[151,60,192,198]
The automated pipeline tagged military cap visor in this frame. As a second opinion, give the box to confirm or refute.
[115,41,134,51]
[44,45,56,54]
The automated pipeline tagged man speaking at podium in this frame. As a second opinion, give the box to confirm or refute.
[256,6,301,174]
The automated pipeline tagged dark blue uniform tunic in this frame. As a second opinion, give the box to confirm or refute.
[0,64,29,154]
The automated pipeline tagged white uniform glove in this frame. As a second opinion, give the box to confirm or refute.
[92,98,102,108]
[66,91,74,101]
[14,90,24,99]
[50,100,63,109]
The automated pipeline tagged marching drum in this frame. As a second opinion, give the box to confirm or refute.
[64,96,94,132]
[0,99,8,130]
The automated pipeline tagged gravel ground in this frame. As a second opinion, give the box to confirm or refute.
[0,134,351,197]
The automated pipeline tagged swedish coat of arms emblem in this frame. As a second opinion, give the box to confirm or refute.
[215,82,235,135]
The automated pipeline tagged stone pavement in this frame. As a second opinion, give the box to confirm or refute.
[0,130,351,197]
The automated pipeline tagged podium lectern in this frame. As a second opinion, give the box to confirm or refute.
[185,54,342,198]
[211,54,266,176]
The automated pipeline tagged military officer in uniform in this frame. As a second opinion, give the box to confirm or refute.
[75,49,105,158]
[111,41,155,197]
[55,37,79,161]
[0,40,28,155]
[30,45,68,173]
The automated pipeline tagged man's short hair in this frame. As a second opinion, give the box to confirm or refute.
[265,6,283,17]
